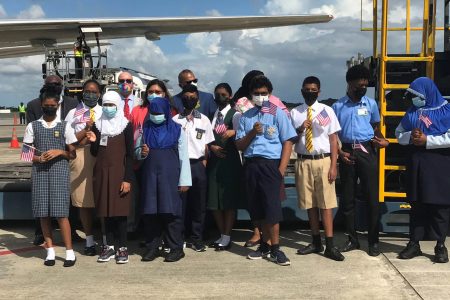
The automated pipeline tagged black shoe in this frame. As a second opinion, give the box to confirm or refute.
[164,249,185,262]
[268,249,291,266]
[244,239,260,248]
[324,247,345,261]
[398,241,422,259]
[216,242,232,251]
[434,244,449,263]
[190,241,207,252]
[44,259,55,266]
[209,241,220,249]
[71,232,84,243]
[116,247,129,264]
[33,234,45,246]
[368,243,381,257]
[84,245,96,256]
[139,240,147,248]
[97,246,116,262]
[247,243,271,260]
[297,243,324,255]
[63,258,76,267]
[142,247,159,262]
[339,240,360,252]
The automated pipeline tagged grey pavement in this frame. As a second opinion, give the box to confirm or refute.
[1,222,449,299]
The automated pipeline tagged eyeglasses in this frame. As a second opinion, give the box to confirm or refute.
[118,79,133,84]
[185,79,198,85]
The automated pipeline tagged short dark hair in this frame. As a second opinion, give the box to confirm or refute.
[249,75,273,93]
[214,83,232,96]
[181,83,198,96]
[40,90,59,103]
[178,69,195,83]
[82,79,101,92]
[302,76,321,90]
[346,65,370,83]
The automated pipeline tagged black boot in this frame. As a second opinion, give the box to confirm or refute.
[339,237,360,252]
[398,241,422,259]
[297,234,323,255]
[434,243,449,263]
[324,237,345,261]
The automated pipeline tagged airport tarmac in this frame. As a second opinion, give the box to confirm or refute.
[1,115,450,299]
[2,222,450,299]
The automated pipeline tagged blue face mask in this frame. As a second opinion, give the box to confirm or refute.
[147,93,159,102]
[412,96,426,108]
[149,114,165,124]
[102,106,117,118]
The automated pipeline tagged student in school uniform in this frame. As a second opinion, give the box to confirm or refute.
[23,90,88,267]
[137,97,192,263]
[90,91,134,264]
[235,75,296,266]
[290,76,344,261]
[207,83,244,251]
[64,79,102,256]
[396,77,450,263]
[173,84,215,252]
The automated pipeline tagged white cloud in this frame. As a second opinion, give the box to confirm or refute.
[0,4,7,18]
[17,4,45,19]
[185,32,221,56]
[206,9,222,17]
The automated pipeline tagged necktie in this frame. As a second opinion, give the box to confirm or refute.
[123,99,130,119]
[214,112,227,135]
[89,108,95,122]
[305,107,313,153]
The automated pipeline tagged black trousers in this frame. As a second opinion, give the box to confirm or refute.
[339,144,380,244]
[105,216,128,248]
[19,113,26,124]
[410,202,450,243]
[182,160,207,242]
[144,214,184,250]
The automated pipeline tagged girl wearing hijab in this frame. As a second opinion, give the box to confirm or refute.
[65,79,102,256]
[137,97,191,263]
[396,77,450,263]
[91,91,134,264]
[207,83,244,251]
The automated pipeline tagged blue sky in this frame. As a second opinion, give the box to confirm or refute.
[0,0,446,107]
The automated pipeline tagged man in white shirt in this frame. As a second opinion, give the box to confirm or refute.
[173,84,215,252]
[290,76,344,261]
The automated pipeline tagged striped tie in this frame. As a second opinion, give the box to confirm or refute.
[90,108,95,122]
[305,107,313,153]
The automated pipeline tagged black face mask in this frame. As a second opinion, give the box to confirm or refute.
[182,97,198,110]
[214,94,229,107]
[42,106,57,117]
[353,87,367,100]
[302,91,319,106]
[83,92,99,108]
[44,83,63,96]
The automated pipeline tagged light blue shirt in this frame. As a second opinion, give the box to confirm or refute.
[135,130,192,186]
[332,95,380,143]
[236,105,296,159]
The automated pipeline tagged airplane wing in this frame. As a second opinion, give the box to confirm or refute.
[0,15,332,58]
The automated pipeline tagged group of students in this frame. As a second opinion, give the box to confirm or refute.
[24,65,450,267]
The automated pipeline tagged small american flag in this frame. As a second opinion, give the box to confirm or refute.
[214,113,228,135]
[261,101,277,115]
[73,103,88,118]
[419,114,432,128]
[316,108,331,126]
[20,144,35,162]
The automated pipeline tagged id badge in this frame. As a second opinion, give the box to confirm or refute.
[100,135,108,146]
[54,130,60,138]
[195,128,205,140]
[357,108,368,116]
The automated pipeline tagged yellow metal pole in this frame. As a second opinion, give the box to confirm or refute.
[361,26,444,31]
[406,0,411,54]
[373,0,378,58]
[379,0,389,203]
[421,0,429,56]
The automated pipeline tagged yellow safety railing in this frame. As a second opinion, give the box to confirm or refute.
[374,0,437,202]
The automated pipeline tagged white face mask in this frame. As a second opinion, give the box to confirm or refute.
[252,95,269,107]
